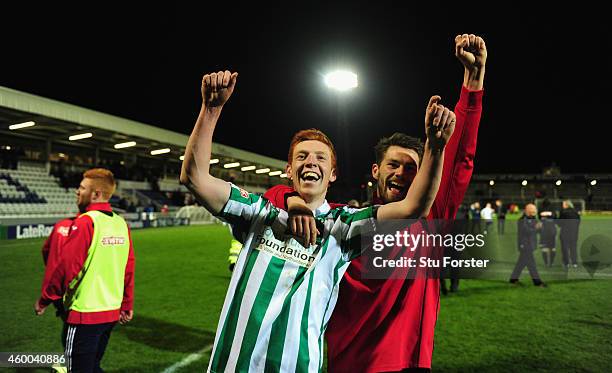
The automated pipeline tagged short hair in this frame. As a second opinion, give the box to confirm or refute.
[564,200,574,209]
[288,128,337,170]
[374,133,424,165]
[83,168,116,199]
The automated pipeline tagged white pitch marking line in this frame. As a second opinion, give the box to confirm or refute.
[161,344,214,373]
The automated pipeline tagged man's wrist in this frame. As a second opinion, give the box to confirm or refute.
[38,297,52,307]
[200,103,223,118]
[121,298,133,311]
[424,141,445,157]
[287,197,311,213]
[284,191,301,210]
[463,66,485,90]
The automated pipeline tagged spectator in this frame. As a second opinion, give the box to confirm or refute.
[480,202,494,234]
[469,202,481,234]
[557,200,581,269]
[495,199,507,235]
[119,197,129,210]
[539,199,557,267]
[441,203,469,295]
[509,203,546,287]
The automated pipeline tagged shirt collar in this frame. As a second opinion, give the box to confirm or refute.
[86,202,113,212]
[314,200,331,216]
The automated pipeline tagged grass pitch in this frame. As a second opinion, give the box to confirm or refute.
[1,219,611,372]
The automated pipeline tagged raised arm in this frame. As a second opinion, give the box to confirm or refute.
[377,96,456,220]
[431,34,487,220]
[180,71,238,214]
[456,33,487,91]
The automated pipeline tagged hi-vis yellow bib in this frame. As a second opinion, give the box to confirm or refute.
[65,210,130,313]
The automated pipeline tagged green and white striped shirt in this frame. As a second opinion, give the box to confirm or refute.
[208,184,377,373]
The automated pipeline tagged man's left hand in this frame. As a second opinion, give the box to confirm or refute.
[119,310,133,325]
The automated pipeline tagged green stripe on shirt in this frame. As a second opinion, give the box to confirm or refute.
[235,256,285,372]
[210,249,260,372]
[264,265,308,372]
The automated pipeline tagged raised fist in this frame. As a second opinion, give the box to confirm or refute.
[455,34,487,71]
[202,70,238,108]
[424,95,456,151]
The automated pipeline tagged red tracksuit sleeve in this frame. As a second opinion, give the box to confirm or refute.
[41,234,52,265]
[430,86,483,220]
[121,226,135,311]
[39,216,93,306]
[263,184,295,209]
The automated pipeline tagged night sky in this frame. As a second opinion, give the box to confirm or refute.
[2,6,611,182]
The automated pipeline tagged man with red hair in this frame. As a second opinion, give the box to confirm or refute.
[35,168,135,373]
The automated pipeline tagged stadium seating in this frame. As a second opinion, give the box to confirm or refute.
[0,162,79,218]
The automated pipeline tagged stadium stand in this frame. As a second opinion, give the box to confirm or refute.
[0,85,288,197]
[137,190,178,207]
[0,84,291,226]
[0,162,79,217]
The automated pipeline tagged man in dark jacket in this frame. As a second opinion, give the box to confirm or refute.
[557,200,581,269]
[495,199,507,234]
[539,199,557,267]
[510,203,546,287]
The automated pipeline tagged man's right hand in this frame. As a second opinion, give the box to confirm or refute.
[34,300,47,316]
[202,70,238,108]
[455,34,487,72]
[455,34,487,90]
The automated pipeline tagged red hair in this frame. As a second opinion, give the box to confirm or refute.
[287,128,337,169]
[83,168,116,199]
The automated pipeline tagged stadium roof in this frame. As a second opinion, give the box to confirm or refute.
[0,85,286,170]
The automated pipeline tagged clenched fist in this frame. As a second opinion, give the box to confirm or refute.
[455,34,487,72]
[424,95,456,151]
[202,70,238,107]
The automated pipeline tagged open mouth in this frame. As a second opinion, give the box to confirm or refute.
[387,181,405,195]
[300,171,321,183]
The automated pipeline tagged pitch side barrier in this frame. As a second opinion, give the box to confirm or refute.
[126,212,190,229]
[0,212,190,240]
[357,219,612,281]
